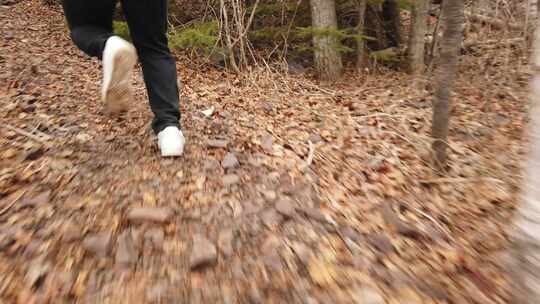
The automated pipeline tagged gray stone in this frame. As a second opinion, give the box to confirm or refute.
[61,222,82,243]
[207,139,229,149]
[116,230,139,266]
[83,232,112,257]
[126,207,173,223]
[203,159,220,171]
[222,153,239,169]
[218,229,234,257]
[275,198,296,218]
[190,234,218,269]
[352,287,385,304]
[146,282,169,303]
[261,209,283,229]
[222,174,240,186]
[145,228,164,250]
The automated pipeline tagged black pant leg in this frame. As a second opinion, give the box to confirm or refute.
[62,0,116,59]
[121,0,181,134]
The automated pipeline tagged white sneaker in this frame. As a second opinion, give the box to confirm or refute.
[101,36,137,115]
[157,126,185,157]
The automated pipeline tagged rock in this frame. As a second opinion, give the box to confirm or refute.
[263,252,283,272]
[261,134,273,153]
[290,241,313,265]
[261,235,281,254]
[261,190,277,202]
[218,229,234,257]
[367,234,393,254]
[231,259,244,280]
[61,222,82,243]
[190,234,218,269]
[261,209,283,230]
[23,240,42,257]
[75,133,91,143]
[126,207,173,223]
[203,159,220,171]
[25,259,51,287]
[275,198,296,218]
[381,203,423,239]
[298,207,335,225]
[24,146,44,161]
[303,297,319,304]
[0,234,15,252]
[288,61,307,75]
[261,102,273,113]
[116,231,139,267]
[248,286,263,304]
[82,233,112,257]
[20,190,51,209]
[146,282,169,303]
[341,226,363,242]
[222,153,239,169]
[366,157,386,172]
[145,228,164,250]
[222,174,240,186]
[308,133,323,144]
[207,139,229,149]
[131,228,143,246]
[352,287,385,304]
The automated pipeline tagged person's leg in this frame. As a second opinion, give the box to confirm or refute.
[62,0,116,59]
[62,0,137,115]
[121,0,181,134]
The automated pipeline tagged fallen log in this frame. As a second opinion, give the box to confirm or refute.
[462,37,525,50]
[466,12,521,31]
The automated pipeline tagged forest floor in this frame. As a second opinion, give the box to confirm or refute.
[0,1,531,303]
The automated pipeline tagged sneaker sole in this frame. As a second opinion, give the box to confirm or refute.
[161,148,184,157]
[102,46,137,115]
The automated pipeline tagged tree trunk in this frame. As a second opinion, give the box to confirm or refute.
[408,0,429,75]
[310,0,343,81]
[511,13,540,304]
[431,0,464,169]
[382,0,401,47]
[356,0,368,70]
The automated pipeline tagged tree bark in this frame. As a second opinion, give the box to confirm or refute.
[408,0,429,75]
[511,12,540,304]
[356,0,368,70]
[431,0,464,169]
[310,0,343,81]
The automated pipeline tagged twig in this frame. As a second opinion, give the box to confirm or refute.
[0,189,27,216]
[1,124,51,143]
[418,177,505,184]
[414,207,455,242]
[306,140,315,165]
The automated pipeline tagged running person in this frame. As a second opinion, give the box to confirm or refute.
[62,1,185,157]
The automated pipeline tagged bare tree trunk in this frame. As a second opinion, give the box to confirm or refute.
[511,13,540,304]
[310,0,343,81]
[408,0,429,75]
[220,0,240,73]
[356,0,367,70]
[432,0,464,169]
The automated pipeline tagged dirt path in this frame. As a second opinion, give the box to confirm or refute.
[0,1,529,303]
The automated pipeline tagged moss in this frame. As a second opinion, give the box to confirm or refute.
[168,21,219,51]
[295,26,375,54]
[249,26,289,43]
[397,0,412,10]
[113,21,131,41]
[370,47,400,63]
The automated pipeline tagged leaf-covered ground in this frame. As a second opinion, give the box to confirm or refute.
[0,1,529,303]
